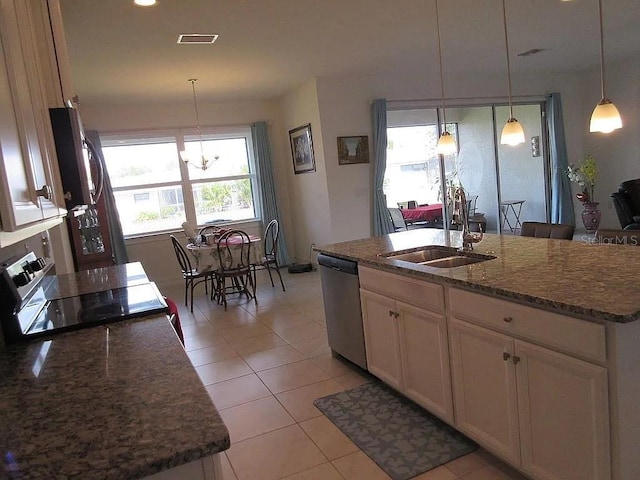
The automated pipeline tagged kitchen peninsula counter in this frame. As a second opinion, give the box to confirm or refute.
[0,315,230,479]
[317,230,640,480]
[315,229,640,323]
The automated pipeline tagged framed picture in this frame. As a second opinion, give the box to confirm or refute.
[289,124,316,174]
[337,135,369,165]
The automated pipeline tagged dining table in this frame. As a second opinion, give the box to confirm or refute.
[186,234,263,272]
[400,203,443,224]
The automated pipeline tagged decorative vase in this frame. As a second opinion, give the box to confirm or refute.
[581,202,601,232]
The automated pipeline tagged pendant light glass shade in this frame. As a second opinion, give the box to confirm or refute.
[500,0,525,146]
[590,0,622,134]
[590,99,622,133]
[501,118,526,146]
[436,131,457,155]
[434,0,457,155]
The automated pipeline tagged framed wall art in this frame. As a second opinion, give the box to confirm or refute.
[289,124,316,174]
[337,135,369,165]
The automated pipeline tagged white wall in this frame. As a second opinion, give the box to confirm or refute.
[279,78,332,263]
[316,76,375,243]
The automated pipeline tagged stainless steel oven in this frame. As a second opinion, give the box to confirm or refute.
[0,252,168,344]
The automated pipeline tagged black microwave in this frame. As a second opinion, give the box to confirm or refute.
[49,107,102,210]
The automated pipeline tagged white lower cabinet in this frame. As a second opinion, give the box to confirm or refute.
[360,288,453,423]
[360,289,403,391]
[448,318,521,465]
[516,340,609,480]
[449,317,610,480]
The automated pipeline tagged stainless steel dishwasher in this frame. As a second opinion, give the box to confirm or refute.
[318,253,367,370]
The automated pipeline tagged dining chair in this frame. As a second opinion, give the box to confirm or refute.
[253,219,286,291]
[388,207,408,231]
[213,230,256,310]
[169,235,212,312]
[520,222,575,240]
[199,225,220,236]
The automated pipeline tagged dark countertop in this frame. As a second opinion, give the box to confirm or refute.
[315,229,640,323]
[0,315,230,480]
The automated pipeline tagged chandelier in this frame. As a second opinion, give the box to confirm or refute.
[180,79,218,171]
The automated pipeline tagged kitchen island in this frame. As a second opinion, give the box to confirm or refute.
[0,263,229,479]
[316,229,640,480]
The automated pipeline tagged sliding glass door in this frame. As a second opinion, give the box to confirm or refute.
[496,104,548,234]
[385,102,549,234]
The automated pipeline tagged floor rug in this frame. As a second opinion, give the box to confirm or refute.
[314,381,477,480]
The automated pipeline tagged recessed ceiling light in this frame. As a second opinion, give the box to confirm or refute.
[134,0,157,6]
[177,34,219,45]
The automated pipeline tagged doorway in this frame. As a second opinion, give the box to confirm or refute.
[385,102,549,234]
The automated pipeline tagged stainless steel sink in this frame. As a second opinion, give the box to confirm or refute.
[383,246,460,263]
[421,255,490,268]
[382,246,495,268]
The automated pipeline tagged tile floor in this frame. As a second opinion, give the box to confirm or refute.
[161,269,528,480]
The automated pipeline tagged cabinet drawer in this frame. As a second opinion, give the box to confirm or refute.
[448,288,606,363]
[359,266,444,312]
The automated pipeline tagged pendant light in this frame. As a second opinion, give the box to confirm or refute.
[500,0,525,147]
[180,79,217,171]
[434,0,457,155]
[590,0,622,133]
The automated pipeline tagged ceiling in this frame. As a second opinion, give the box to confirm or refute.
[59,0,640,106]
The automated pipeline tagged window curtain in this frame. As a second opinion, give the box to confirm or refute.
[547,93,575,225]
[372,99,394,235]
[251,122,291,265]
[85,130,129,264]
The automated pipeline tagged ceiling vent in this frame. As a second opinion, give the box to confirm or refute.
[517,48,545,57]
[177,34,219,45]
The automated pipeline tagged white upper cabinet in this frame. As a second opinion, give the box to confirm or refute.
[0,0,63,234]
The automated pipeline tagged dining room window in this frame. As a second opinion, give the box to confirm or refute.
[100,127,259,237]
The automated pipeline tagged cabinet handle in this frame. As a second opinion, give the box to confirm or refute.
[503,316,513,323]
[36,185,52,200]
[513,355,521,365]
[388,310,394,317]
[394,312,400,319]
[503,352,511,361]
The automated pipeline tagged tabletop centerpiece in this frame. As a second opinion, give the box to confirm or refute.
[568,154,600,232]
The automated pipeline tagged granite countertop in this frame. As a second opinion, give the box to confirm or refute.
[0,316,230,479]
[45,262,149,300]
[315,229,640,323]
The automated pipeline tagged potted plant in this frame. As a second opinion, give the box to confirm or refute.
[568,155,600,232]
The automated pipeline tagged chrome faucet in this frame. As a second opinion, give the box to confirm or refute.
[453,185,483,251]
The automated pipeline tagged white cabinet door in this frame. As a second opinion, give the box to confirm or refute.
[516,340,610,480]
[399,301,453,423]
[0,0,60,231]
[449,317,521,465]
[360,289,403,391]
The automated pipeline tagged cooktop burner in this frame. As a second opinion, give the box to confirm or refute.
[24,283,168,338]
